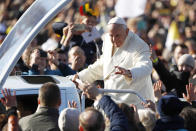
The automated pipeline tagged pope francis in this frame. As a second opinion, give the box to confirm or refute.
[76,17,154,108]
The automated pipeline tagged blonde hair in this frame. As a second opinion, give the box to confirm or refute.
[138,108,156,131]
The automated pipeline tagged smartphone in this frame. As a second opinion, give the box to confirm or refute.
[73,24,86,31]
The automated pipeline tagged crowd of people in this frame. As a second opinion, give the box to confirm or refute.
[0,80,196,131]
[0,0,196,131]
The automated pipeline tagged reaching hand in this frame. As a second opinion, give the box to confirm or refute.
[83,84,103,100]
[183,83,196,103]
[130,104,140,124]
[67,24,75,38]
[141,100,156,112]
[153,80,162,101]
[65,24,77,40]
[71,56,83,71]
[62,26,69,36]
[115,66,132,78]
[61,24,76,47]
[74,78,103,100]
[0,89,17,110]
[47,50,59,65]
[71,74,80,88]
[68,101,77,108]
[73,77,88,92]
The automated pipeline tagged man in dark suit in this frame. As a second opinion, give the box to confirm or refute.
[19,82,61,131]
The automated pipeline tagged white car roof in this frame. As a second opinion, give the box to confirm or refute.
[0,75,82,112]
[2,75,76,91]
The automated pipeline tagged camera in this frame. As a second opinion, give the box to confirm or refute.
[73,24,86,32]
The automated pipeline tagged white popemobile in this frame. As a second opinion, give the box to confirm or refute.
[0,75,81,111]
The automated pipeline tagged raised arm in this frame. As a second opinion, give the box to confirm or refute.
[80,83,130,131]
[77,55,104,83]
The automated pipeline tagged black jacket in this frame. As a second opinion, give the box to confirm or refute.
[153,116,187,131]
[153,59,190,97]
[98,95,131,131]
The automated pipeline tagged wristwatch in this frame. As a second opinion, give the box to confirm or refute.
[126,70,132,79]
[124,69,133,82]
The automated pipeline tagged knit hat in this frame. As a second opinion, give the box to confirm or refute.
[157,95,185,117]
[178,54,195,68]
[58,108,80,131]
[52,22,68,36]
[108,16,127,27]
[79,2,100,17]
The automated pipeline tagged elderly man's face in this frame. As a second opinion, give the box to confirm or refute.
[174,46,188,63]
[178,64,193,72]
[108,24,128,47]
[68,46,86,71]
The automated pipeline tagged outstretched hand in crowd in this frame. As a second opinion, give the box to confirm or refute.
[76,80,103,100]
[47,50,59,66]
[0,88,17,110]
[140,80,163,112]
[130,104,140,124]
[68,100,77,108]
[183,83,196,104]
[153,80,162,101]
[141,100,156,112]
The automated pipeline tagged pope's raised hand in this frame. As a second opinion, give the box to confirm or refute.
[115,66,132,78]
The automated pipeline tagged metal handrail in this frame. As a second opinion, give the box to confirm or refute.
[99,88,147,104]
[76,79,147,112]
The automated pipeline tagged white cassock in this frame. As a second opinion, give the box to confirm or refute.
[78,31,155,108]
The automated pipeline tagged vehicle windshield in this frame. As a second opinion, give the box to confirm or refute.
[0,0,71,89]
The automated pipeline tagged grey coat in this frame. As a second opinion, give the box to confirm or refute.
[19,106,60,131]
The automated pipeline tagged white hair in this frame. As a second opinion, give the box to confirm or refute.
[107,23,127,32]
[138,108,156,131]
[58,108,80,131]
